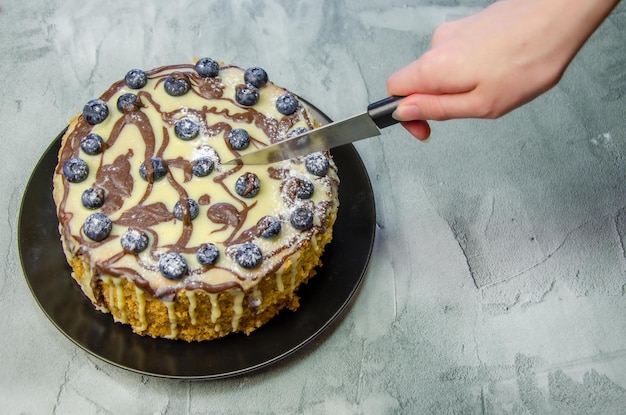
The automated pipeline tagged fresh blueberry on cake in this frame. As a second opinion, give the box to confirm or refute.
[83,212,112,242]
[125,69,148,89]
[196,243,220,265]
[159,252,189,280]
[234,243,263,269]
[117,93,140,113]
[81,187,105,209]
[174,118,200,140]
[173,198,200,221]
[227,128,250,150]
[120,228,149,254]
[235,172,261,198]
[235,83,260,106]
[290,207,314,230]
[305,152,330,177]
[244,67,269,88]
[139,157,167,182]
[195,57,220,78]
[80,133,104,155]
[191,157,214,177]
[52,59,339,341]
[289,127,309,138]
[164,75,190,96]
[285,176,315,200]
[276,92,298,115]
[62,158,89,183]
[259,216,281,238]
[82,99,109,125]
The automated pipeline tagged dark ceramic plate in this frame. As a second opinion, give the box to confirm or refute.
[18,102,376,380]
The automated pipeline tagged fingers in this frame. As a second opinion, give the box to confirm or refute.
[386,60,424,97]
[387,51,482,122]
[386,56,448,97]
[400,120,431,141]
[393,89,498,122]
[387,49,475,97]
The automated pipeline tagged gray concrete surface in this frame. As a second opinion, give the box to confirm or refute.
[2,0,626,413]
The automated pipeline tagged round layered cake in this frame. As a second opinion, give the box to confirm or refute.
[52,59,339,341]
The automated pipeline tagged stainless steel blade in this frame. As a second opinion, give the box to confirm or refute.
[223,111,381,165]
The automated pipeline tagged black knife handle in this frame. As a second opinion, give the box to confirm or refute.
[367,96,405,129]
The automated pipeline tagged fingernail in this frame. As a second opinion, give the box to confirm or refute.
[392,104,422,122]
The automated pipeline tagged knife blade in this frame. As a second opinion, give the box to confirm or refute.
[222,96,404,165]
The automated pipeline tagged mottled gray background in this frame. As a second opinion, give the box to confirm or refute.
[2,0,626,413]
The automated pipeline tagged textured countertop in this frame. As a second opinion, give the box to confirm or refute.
[2,0,626,413]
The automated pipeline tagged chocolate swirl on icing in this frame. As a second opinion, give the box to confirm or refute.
[96,151,134,215]
[53,63,339,301]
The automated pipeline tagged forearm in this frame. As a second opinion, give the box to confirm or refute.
[529,0,620,68]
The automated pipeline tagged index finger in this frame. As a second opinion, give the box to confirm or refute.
[386,49,476,97]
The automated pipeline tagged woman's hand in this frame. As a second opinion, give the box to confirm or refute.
[387,0,620,140]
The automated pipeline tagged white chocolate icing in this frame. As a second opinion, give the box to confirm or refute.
[52,61,339,340]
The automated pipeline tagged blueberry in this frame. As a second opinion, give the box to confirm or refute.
[235,83,259,106]
[288,127,309,138]
[283,176,315,200]
[83,99,109,125]
[173,198,200,221]
[258,216,281,238]
[164,75,190,96]
[197,243,219,265]
[195,57,220,78]
[63,157,89,183]
[234,243,263,269]
[124,69,148,89]
[80,133,104,155]
[81,187,105,209]
[305,152,330,176]
[294,177,314,199]
[290,207,314,230]
[139,158,167,182]
[159,252,188,280]
[117,93,140,113]
[235,172,261,198]
[83,212,112,242]
[120,228,149,253]
[276,92,298,115]
[244,67,268,88]
[227,128,250,150]
[174,118,199,140]
[192,157,214,177]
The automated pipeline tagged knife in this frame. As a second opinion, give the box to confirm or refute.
[222,96,404,165]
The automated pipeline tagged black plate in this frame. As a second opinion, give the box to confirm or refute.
[18,102,376,379]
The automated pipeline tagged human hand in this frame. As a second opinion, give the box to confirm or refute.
[387,0,620,140]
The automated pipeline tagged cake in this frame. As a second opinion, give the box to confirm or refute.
[52,59,339,342]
